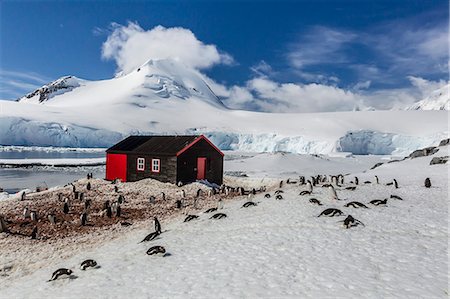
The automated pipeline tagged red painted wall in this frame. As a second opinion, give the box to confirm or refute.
[106,153,127,182]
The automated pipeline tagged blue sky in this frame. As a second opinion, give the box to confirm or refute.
[0,0,448,111]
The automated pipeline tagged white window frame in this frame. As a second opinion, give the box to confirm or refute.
[137,157,145,171]
[151,158,160,173]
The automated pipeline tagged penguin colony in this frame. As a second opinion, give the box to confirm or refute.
[0,171,435,282]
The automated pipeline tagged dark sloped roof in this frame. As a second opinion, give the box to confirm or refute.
[106,135,200,155]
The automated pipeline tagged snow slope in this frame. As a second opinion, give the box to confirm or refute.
[407,83,450,110]
[0,145,448,298]
[0,59,448,155]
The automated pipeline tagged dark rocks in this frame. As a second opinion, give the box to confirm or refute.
[409,147,439,159]
[430,156,448,165]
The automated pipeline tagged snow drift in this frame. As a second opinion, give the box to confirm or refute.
[0,59,448,155]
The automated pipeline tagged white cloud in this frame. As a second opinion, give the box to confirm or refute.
[219,77,362,113]
[287,26,357,69]
[101,22,234,75]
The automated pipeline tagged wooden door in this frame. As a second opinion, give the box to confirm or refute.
[196,157,206,180]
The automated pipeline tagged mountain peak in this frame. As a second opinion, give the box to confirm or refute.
[406,83,450,111]
[18,76,84,104]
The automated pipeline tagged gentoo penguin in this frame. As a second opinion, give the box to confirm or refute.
[80,259,97,270]
[279,180,283,189]
[31,226,38,239]
[318,208,344,217]
[149,196,156,204]
[21,192,26,201]
[309,198,322,206]
[329,186,338,200]
[370,199,387,206]
[121,221,132,226]
[80,212,88,226]
[184,215,199,222]
[71,184,76,193]
[390,195,403,200]
[274,190,284,194]
[264,193,271,198]
[339,215,365,229]
[217,198,224,210]
[275,194,283,200]
[116,205,121,217]
[86,182,91,191]
[84,199,92,211]
[103,200,111,210]
[242,201,257,208]
[154,217,161,234]
[63,202,69,214]
[114,186,119,193]
[393,179,399,189]
[344,201,368,208]
[345,186,356,191]
[146,246,166,256]
[196,189,202,197]
[118,194,124,204]
[204,207,217,213]
[375,176,379,184]
[30,211,38,222]
[364,181,372,184]
[140,231,160,243]
[299,191,311,196]
[23,207,30,219]
[48,268,73,281]
[79,192,85,201]
[354,176,359,185]
[210,213,227,219]
[424,178,431,188]
[160,192,166,201]
[306,181,313,193]
[106,206,112,218]
[48,214,56,225]
[176,200,183,209]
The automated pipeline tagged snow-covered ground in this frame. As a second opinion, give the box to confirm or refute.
[0,59,447,155]
[0,144,448,298]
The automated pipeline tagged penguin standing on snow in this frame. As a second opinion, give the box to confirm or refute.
[424,178,431,188]
[154,217,161,234]
[48,268,73,281]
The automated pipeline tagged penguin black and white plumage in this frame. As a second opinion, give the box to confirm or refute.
[48,214,56,225]
[79,192,85,201]
[279,180,283,189]
[121,221,132,227]
[375,176,379,184]
[184,215,199,222]
[114,186,119,193]
[146,246,166,256]
[309,198,322,206]
[318,208,344,217]
[242,201,257,208]
[116,205,121,217]
[23,207,30,219]
[140,231,160,243]
[149,196,156,204]
[364,181,372,184]
[424,178,431,188]
[84,199,91,211]
[80,259,97,270]
[390,195,403,200]
[306,182,313,193]
[204,207,217,213]
[329,186,338,200]
[106,206,112,218]
[274,190,284,194]
[71,184,76,193]
[80,212,88,226]
[370,199,387,206]
[338,215,365,229]
[344,201,368,208]
[31,226,38,239]
[393,179,399,189]
[118,194,124,204]
[264,193,271,198]
[21,192,26,201]
[354,176,359,185]
[154,217,161,234]
[196,189,202,197]
[210,213,227,219]
[103,200,111,210]
[275,194,283,200]
[299,191,311,196]
[345,186,356,191]
[86,182,91,191]
[176,200,183,209]
[63,202,69,214]
[30,211,37,222]
[48,268,73,281]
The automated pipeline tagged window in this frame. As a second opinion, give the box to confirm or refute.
[151,159,160,173]
[137,157,145,171]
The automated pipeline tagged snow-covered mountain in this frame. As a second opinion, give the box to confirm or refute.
[406,83,449,110]
[0,59,448,155]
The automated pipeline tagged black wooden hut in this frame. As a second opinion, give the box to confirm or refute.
[105,135,224,184]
